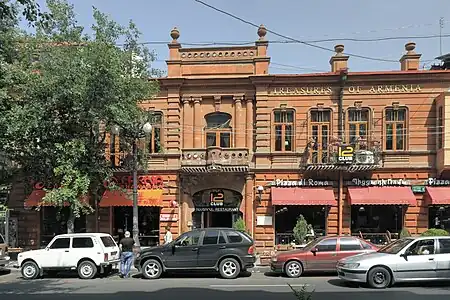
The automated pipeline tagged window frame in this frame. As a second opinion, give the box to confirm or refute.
[201,229,221,245]
[72,237,94,249]
[315,237,337,252]
[49,237,70,249]
[437,238,450,254]
[338,237,363,251]
[308,108,333,164]
[346,108,371,145]
[405,238,436,256]
[147,111,164,154]
[204,112,233,148]
[272,109,296,152]
[383,107,408,151]
[438,106,443,149]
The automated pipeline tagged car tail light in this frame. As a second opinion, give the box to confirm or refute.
[104,253,108,262]
[248,245,255,255]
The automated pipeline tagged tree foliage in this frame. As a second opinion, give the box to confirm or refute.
[421,228,449,236]
[293,215,309,244]
[0,0,160,232]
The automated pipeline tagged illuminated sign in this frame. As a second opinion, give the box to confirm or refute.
[210,190,224,207]
[337,145,354,164]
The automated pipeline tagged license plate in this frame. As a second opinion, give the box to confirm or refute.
[111,251,117,255]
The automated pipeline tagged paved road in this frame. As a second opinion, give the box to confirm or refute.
[1,269,450,300]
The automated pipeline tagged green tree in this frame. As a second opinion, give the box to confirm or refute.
[293,214,309,244]
[1,0,160,232]
[421,228,449,236]
[232,217,247,232]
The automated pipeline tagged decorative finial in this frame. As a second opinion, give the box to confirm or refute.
[257,24,267,40]
[170,27,180,42]
[405,42,416,53]
[334,44,345,55]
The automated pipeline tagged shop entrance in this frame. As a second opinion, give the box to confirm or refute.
[191,189,242,229]
[428,206,450,230]
[113,206,160,247]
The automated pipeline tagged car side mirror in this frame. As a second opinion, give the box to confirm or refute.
[311,247,318,256]
[400,253,408,260]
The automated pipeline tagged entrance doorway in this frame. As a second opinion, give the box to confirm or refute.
[191,188,243,229]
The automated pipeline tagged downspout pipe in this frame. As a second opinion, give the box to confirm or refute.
[337,68,348,236]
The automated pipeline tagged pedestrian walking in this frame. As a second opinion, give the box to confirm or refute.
[119,231,134,278]
[164,226,173,244]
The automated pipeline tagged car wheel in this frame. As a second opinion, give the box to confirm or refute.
[142,259,162,280]
[284,261,303,278]
[77,260,98,280]
[21,261,40,280]
[219,258,241,279]
[367,267,391,289]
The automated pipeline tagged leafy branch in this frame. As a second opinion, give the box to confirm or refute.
[287,283,314,300]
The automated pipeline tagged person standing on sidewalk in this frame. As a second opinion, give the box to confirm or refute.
[119,231,134,278]
[164,226,173,245]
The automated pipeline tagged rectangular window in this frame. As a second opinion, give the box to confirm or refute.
[316,238,337,252]
[438,106,443,149]
[339,237,363,251]
[202,230,220,245]
[385,108,407,150]
[310,110,331,163]
[49,238,70,249]
[148,112,163,153]
[348,109,369,144]
[72,237,94,248]
[100,236,117,248]
[273,110,294,152]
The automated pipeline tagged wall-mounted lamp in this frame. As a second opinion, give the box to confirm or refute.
[359,206,365,212]
[256,185,264,202]
[170,200,178,208]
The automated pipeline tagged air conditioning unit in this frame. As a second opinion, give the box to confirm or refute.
[354,150,375,164]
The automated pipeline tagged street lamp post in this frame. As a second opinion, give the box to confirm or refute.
[111,121,152,247]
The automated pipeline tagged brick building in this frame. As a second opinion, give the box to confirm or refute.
[6,26,450,254]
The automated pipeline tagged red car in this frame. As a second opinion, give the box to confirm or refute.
[270,235,378,278]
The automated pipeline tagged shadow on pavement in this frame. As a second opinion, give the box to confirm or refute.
[264,271,337,278]
[1,286,450,300]
[0,269,12,276]
[328,278,450,291]
[132,270,253,279]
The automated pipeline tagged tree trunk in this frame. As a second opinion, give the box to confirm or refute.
[67,208,75,234]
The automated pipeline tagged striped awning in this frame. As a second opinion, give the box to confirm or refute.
[181,165,249,173]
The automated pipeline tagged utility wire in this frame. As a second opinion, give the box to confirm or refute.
[193,0,441,63]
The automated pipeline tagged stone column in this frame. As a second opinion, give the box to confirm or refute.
[193,97,203,148]
[234,95,244,148]
[182,97,193,149]
[245,174,254,235]
[246,97,254,151]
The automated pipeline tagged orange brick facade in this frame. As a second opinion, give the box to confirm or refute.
[7,26,450,253]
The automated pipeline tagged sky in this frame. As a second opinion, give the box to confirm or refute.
[29,0,450,74]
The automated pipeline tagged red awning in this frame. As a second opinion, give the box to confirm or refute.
[347,187,416,206]
[271,187,336,206]
[425,187,450,205]
[24,190,89,207]
[99,189,163,207]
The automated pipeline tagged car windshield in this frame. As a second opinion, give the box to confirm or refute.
[377,238,414,254]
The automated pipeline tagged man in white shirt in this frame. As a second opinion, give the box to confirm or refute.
[164,226,173,244]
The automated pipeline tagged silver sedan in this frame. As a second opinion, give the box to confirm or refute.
[337,236,450,289]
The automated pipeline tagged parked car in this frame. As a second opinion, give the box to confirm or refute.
[270,235,378,278]
[0,233,10,267]
[134,228,256,279]
[337,236,450,289]
[18,233,120,280]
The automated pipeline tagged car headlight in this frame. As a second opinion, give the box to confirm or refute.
[342,263,360,269]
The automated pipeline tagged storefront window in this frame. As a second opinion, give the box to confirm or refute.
[204,112,232,148]
[384,108,407,150]
[113,206,160,247]
[274,206,327,245]
[310,109,331,163]
[273,109,294,152]
[351,205,403,245]
[428,206,450,231]
[40,207,86,247]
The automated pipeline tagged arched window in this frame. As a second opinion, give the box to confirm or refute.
[205,112,232,148]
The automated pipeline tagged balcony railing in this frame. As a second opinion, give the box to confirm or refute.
[181,147,249,173]
[301,137,382,171]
